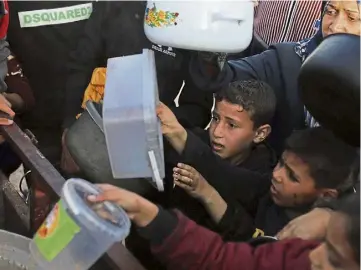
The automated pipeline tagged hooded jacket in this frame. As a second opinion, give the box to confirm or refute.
[138,208,319,270]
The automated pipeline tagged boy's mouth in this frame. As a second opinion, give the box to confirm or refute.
[211,141,224,152]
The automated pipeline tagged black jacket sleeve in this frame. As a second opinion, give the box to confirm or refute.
[217,201,259,241]
[180,130,271,213]
[189,48,282,92]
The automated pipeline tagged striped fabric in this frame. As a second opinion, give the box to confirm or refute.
[254,0,322,45]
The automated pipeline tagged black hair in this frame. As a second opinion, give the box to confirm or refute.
[335,193,360,264]
[284,127,359,192]
[214,80,276,128]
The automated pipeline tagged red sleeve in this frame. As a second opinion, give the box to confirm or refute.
[0,0,8,39]
[152,212,319,270]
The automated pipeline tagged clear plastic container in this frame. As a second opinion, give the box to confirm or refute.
[29,178,131,270]
[102,49,165,191]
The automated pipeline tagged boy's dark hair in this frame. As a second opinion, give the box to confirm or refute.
[336,193,360,264]
[215,80,276,128]
[284,127,359,192]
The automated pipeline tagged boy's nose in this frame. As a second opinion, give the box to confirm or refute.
[213,123,224,138]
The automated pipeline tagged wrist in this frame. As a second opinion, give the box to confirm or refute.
[166,126,188,154]
[167,125,186,139]
[133,201,159,228]
[199,185,217,204]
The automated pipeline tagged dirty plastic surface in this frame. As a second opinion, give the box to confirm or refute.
[103,49,165,191]
[29,178,131,270]
[0,229,39,270]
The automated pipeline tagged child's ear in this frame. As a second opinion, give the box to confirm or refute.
[253,124,272,144]
[319,189,339,199]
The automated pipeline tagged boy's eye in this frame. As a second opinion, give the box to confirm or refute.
[286,170,299,183]
[228,123,238,129]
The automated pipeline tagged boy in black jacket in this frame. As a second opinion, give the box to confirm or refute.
[169,125,359,240]
[128,79,277,269]
[159,79,277,229]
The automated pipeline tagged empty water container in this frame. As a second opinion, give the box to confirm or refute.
[144,1,254,53]
[29,178,131,270]
[102,49,165,191]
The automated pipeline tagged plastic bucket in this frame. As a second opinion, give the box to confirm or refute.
[29,178,131,270]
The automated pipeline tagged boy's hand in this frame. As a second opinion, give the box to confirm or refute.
[0,94,15,143]
[276,208,332,240]
[88,184,159,227]
[0,94,14,124]
[2,93,24,112]
[173,163,213,200]
[156,102,182,136]
[156,102,187,154]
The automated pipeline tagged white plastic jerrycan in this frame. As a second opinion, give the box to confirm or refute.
[144,0,254,53]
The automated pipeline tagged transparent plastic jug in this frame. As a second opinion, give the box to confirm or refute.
[29,178,131,270]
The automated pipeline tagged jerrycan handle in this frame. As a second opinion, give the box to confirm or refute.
[211,5,254,23]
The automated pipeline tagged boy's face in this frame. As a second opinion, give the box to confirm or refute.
[209,100,258,162]
[270,151,322,208]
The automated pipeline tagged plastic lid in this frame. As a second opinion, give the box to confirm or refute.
[62,178,131,241]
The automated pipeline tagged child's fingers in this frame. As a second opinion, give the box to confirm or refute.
[173,167,193,178]
[173,172,193,186]
[177,163,196,173]
[95,184,117,191]
[276,223,296,240]
[174,179,193,191]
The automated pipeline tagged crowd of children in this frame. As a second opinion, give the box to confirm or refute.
[0,1,359,270]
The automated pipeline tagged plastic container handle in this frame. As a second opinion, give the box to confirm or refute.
[211,9,252,22]
[211,13,242,22]
[86,100,104,133]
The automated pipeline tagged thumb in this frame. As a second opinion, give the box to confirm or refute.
[156,102,165,114]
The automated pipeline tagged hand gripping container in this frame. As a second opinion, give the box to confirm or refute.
[29,178,131,270]
[144,0,254,53]
[102,49,165,191]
